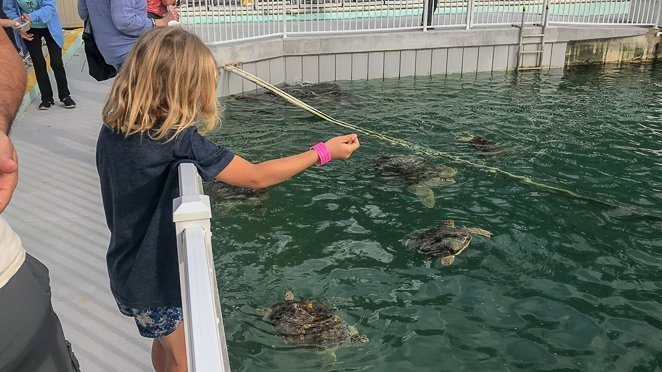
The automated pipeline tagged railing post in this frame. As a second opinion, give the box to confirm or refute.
[542,0,550,28]
[173,163,230,372]
[422,0,429,31]
[466,0,474,29]
[282,0,288,38]
[655,0,662,27]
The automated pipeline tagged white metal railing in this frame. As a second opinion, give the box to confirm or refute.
[181,0,661,44]
[547,0,658,24]
[173,163,231,372]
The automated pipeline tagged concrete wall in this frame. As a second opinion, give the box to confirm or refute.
[565,29,661,66]
[211,26,655,96]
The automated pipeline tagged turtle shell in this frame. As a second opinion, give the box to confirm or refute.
[469,136,501,154]
[265,300,351,347]
[373,155,456,186]
[207,181,267,201]
[408,224,472,259]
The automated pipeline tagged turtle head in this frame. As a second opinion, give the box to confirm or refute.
[455,133,475,142]
[448,236,471,253]
[350,334,370,344]
[442,220,455,228]
[437,166,458,179]
[284,291,295,301]
[348,326,369,344]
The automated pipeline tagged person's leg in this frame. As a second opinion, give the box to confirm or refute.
[42,29,71,101]
[157,322,187,372]
[0,254,77,372]
[124,305,184,372]
[24,29,54,105]
[426,0,438,26]
[152,338,167,372]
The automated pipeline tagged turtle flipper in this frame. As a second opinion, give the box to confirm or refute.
[441,255,455,266]
[216,204,236,214]
[424,177,455,188]
[464,227,493,238]
[455,133,475,142]
[408,183,435,208]
[488,145,518,159]
[322,348,338,367]
[256,307,272,320]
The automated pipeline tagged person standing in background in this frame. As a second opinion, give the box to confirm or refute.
[0,28,79,372]
[3,0,76,110]
[78,0,178,70]
[421,0,438,27]
[147,0,176,20]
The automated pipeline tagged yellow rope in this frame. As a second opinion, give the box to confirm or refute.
[223,64,661,220]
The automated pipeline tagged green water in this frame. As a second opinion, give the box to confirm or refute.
[209,63,662,371]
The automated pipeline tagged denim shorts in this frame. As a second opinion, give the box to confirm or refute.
[116,301,183,339]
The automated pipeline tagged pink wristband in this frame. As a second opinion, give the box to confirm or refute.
[310,142,331,166]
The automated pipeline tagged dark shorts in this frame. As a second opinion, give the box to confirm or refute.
[0,254,79,372]
[116,301,183,339]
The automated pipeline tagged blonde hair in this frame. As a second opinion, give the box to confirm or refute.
[102,27,219,141]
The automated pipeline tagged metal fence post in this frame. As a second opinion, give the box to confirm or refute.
[542,0,550,28]
[282,0,288,38]
[173,163,230,372]
[422,0,429,31]
[466,0,474,29]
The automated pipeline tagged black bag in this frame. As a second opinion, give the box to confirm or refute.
[82,18,117,81]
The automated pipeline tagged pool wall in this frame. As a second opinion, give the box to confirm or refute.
[212,26,660,96]
[566,28,661,65]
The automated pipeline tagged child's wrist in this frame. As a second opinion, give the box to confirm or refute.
[310,142,331,166]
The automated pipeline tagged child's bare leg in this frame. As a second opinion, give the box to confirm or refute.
[152,338,167,372]
[157,322,187,372]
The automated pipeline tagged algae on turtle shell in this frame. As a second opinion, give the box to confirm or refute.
[373,155,457,208]
[259,291,368,351]
[408,220,492,265]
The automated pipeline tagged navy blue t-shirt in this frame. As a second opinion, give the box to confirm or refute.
[96,125,234,308]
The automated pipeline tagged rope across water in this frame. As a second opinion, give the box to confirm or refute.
[223,64,661,220]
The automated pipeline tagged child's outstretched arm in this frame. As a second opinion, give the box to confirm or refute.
[217,134,359,189]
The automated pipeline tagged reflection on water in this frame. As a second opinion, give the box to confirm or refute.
[209,62,662,371]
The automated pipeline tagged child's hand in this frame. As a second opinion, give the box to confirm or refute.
[325,134,360,160]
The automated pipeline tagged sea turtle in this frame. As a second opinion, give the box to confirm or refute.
[408,220,492,266]
[259,291,368,355]
[373,155,457,208]
[455,133,503,155]
[206,181,269,213]
[234,82,347,105]
[282,82,346,103]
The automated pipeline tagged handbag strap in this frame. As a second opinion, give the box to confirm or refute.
[84,17,93,35]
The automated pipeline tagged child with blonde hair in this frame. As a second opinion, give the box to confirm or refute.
[97,27,359,371]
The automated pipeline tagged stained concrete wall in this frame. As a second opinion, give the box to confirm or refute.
[210,26,655,96]
[565,28,661,65]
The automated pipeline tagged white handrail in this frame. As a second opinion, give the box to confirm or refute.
[182,0,661,44]
[173,163,231,372]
